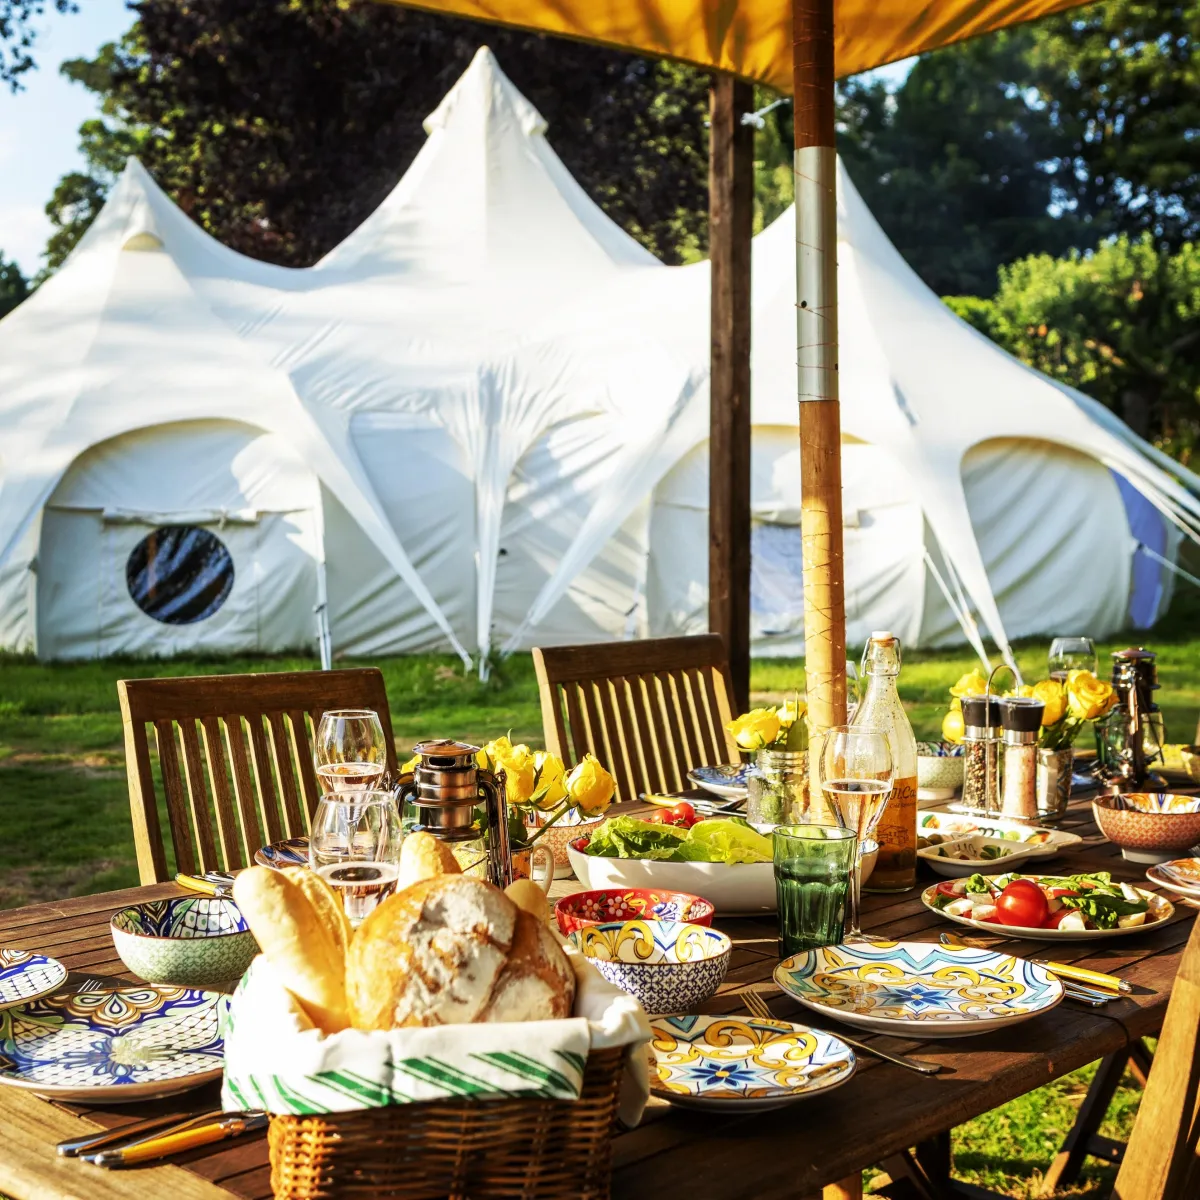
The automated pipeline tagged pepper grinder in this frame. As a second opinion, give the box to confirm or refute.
[999,697,1044,822]
[959,694,1002,816]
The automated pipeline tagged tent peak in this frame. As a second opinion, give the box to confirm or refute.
[423,45,547,138]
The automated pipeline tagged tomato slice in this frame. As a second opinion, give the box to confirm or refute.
[1044,908,1074,929]
[935,881,962,896]
[995,878,1050,928]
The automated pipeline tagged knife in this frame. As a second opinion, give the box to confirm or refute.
[82,1111,268,1168]
[58,1111,206,1157]
[174,873,230,898]
[1034,960,1132,994]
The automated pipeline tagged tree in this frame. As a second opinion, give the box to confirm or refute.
[1032,1,1200,248]
[0,0,74,90]
[947,236,1200,460]
[836,29,1079,297]
[0,252,28,316]
[45,0,710,268]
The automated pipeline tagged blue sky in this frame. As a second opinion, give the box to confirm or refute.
[0,3,912,276]
[0,0,132,274]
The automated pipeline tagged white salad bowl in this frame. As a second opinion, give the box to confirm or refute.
[567,839,776,915]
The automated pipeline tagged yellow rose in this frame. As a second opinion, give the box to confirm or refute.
[1067,670,1116,721]
[566,754,615,816]
[401,753,420,774]
[1031,678,1067,727]
[949,670,989,698]
[776,699,806,726]
[942,707,965,744]
[484,739,535,805]
[530,750,568,811]
[726,708,782,750]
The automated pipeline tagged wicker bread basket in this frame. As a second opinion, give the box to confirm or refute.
[267,1044,626,1199]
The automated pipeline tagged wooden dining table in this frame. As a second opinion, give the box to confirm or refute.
[0,792,1192,1200]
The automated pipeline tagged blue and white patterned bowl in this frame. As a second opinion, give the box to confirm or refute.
[111,898,258,990]
[569,919,731,1015]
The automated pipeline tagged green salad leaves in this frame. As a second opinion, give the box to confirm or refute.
[583,816,773,864]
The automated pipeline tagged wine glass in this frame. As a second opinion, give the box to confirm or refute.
[1048,637,1098,683]
[309,790,403,926]
[817,725,895,942]
[315,708,387,792]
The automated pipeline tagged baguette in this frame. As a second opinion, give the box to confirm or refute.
[232,866,350,1033]
[280,866,352,958]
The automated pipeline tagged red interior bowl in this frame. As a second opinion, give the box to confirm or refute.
[555,888,716,937]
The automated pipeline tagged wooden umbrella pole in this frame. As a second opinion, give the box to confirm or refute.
[793,0,847,735]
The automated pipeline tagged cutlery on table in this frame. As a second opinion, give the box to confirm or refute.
[81,1110,268,1168]
[937,932,1131,995]
[740,988,943,1075]
[174,872,233,898]
[58,1111,206,1158]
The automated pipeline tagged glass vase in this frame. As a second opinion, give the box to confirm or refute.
[746,749,810,829]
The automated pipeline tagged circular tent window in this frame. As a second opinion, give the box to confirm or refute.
[126,526,235,625]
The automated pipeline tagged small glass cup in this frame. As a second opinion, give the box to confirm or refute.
[773,824,857,958]
[309,790,404,926]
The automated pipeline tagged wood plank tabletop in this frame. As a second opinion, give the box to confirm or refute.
[0,793,1191,1199]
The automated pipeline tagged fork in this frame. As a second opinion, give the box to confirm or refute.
[739,988,943,1075]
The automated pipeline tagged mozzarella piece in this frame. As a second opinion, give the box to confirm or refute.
[972,903,998,921]
[945,898,976,917]
[1058,910,1088,931]
[1120,882,1143,904]
[1047,895,1064,914]
[949,879,969,896]
[1117,911,1147,928]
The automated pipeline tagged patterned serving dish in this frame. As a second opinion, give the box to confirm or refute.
[649,1014,855,1111]
[0,985,229,1102]
[916,742,966,791]
[775,940,1064,1038]
[255,837,309,869]
[111,897,259,989]
[1092,793,1200,864]
[569,919,731,1015]
[0,947,67,1011]
[1146,857,1200,897]
[554,889,715,937]
[688,765,752,800]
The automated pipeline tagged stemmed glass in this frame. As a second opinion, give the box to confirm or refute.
[817,725,895,942]
[1048,637,1098,683]
[315,709,387,793]
[309,790,403,926]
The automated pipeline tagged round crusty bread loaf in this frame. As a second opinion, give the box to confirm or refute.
[346,875,574,1029]
[486,908,575,1023]
[396,831,462,892]
[504,877,550,924]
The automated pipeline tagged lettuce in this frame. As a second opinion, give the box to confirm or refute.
[581,816,772,864]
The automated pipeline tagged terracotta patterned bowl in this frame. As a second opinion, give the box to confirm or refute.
[1092,793,1200,864]
[569,920,731,1015]
[527,813,606,878]
[111,897,258,989]
[555,888,716,938]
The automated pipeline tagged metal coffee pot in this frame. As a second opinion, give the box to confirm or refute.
[396,740,513,887]
[1098,648,1166,792]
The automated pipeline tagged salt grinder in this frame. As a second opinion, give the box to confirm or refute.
[399,740,513,887]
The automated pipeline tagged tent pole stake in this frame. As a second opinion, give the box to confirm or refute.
[794,0,847,734]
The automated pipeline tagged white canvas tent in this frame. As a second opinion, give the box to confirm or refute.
[1,47,1197,664]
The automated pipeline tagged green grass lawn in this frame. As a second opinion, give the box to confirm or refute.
[3,592,1196,1195]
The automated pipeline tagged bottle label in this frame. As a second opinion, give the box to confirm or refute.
[870,775,917,888]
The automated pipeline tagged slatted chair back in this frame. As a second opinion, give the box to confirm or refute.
[533,635,740,804]
[1114,912,1200,1200]
[118,668,397,884]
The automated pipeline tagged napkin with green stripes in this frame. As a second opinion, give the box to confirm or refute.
[221,944,651,1123]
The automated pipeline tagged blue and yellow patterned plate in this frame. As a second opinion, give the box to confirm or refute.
[255,837,310,869]
[0,986,230,1101]
[0,948,68,1011]
[774,941,1064,1039]
[649,1014,855,1111]
[687,765,751,800]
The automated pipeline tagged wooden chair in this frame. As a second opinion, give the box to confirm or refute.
[1112,912,1200,1200]
[118,668,398,883]
[532,635,741,804]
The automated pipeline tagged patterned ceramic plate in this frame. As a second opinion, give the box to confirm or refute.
[649,1014,855,1111]
[920,876,1174,941]
[0,949,67,1011]
[254,837,309,869]
[0,986,230,1102]
[1146,858,1200,898]
[774,941,1064,1038]
[687,765,751,800]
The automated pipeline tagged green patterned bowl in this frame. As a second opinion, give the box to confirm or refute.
[111,897,258,990]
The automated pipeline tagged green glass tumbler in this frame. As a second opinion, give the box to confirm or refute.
[773,824,857,957]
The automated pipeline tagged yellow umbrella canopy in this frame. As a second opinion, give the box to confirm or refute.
[384,0,1085,84]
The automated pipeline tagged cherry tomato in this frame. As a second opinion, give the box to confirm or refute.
[995,878,1051,928]
[642,810,663,823]
[670,802,697,826]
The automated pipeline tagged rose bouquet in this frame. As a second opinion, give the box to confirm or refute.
[726,699,810,826]
[725,698,809,754]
